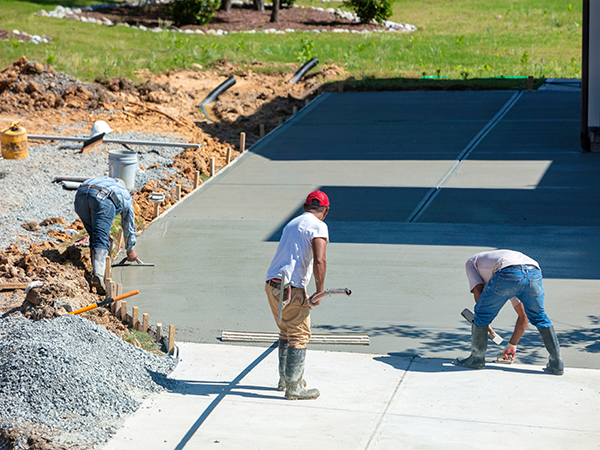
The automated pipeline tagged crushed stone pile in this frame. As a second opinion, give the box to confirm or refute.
[0,314,177,448]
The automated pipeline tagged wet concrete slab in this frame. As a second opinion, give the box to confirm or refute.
[112,89,600,371]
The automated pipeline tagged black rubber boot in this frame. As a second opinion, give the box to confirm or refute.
[456,325,488,370]
[539,326,564,375]
[285,348,319,400]
[278,339,288,391]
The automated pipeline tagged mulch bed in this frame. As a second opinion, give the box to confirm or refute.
[81,3,387,32]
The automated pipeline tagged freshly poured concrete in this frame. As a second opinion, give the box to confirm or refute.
[105,87,600,449]
[111,89,600,370]
[103,343,600,450]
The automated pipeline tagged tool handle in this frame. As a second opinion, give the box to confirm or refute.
[309,288,352,305]
[68,290,139,315]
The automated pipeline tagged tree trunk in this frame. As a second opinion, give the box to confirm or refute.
[270,0,280,22]
[220,0,231,12]
[253,0,264,11]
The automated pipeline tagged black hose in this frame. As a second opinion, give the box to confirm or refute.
[289,57,319,85]
[200,76,237,122]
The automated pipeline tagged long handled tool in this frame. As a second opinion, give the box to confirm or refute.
[309,288,352,305]
[461,308,503,345]
[68,290,139,315]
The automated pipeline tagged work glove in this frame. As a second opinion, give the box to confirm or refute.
[503,343,517,361]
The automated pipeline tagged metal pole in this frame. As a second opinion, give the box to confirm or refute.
[27,135,202,149]
[582,0,590,152]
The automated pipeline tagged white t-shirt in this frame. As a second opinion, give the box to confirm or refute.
[465,250,539,307]
[266,212,329,289]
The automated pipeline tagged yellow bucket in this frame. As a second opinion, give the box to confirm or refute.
[1,122,28,160]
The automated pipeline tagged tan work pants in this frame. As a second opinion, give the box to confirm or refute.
[266,282,311,349]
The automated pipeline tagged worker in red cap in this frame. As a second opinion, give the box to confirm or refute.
[265,190,330,400]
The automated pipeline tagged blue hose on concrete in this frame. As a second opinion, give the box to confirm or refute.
[200,76,237,122]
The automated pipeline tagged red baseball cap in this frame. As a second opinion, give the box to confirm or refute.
[305,190,330,207]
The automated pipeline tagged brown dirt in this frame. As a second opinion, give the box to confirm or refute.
[80,2,386,32]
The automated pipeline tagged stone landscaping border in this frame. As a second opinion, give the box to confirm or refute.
[36,0,417,35]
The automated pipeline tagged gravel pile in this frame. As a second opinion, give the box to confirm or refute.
[0,313,177,446]
[0,128,193,251]
[27,70,101,97]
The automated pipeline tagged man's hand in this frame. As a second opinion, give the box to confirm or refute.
[503,343,517,361]
[126,249,138,262]
[308,292,322,309]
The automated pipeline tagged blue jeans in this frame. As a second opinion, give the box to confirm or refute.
[474,265,553,330]
[74,187,116,251]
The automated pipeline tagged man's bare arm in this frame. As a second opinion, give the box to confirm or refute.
[309,237,327,307]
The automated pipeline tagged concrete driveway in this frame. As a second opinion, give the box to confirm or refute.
[112,87,600,370]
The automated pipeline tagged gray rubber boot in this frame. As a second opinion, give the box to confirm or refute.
[278,339,288,391]
[539,326,564,375]
[456,324,488,370]
[91,248,108,295]
[285,348,319,400]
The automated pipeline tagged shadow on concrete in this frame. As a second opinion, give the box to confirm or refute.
[314,320,599,364]
[373,355,546,375]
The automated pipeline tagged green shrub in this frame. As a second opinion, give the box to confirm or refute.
[169,0,221,26]
[343,0,394,25]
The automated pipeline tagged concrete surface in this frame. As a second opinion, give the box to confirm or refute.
[112,88,600,370]
[104,87,600,450]
[103,342,600,450]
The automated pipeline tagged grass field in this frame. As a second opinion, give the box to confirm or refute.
[0,0,582,83]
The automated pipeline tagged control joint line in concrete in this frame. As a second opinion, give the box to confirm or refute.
[245,93,331,156]
[174,343,277,450]
[405,91,523,223]
[362,356,416,450]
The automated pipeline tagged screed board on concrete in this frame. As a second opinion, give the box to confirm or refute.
[112,90,600,370]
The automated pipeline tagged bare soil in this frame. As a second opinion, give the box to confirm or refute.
[81,2,384,32]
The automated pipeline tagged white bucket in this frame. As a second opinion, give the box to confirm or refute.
[108,150,138,190]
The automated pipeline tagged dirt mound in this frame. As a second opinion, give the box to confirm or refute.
[0,56,113,113]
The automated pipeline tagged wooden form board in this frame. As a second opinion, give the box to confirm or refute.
[221,330,370,345]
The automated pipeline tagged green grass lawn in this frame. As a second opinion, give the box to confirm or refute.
[0,0,581,83]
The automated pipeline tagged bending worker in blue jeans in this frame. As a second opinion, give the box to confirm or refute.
[74,176,138,294]
[265,190,330,400]
[456,249,564,375]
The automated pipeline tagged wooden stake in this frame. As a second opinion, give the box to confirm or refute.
[153,201,160,219]
[104,256,111,283]
[142,313,149,332]
[175,184,182,200]
[527,76,534,91]
[168,325,176,354]
[240,132,246,153]
[305,99,309,106]
[337,82,344,93]
[292,106,297,114]
[155,323,163,343]
[105,278,113,300]
[226,147,232,164]
[132,306,139,330]
[109,281,117,303]
[210,157,215,177]
[113,283,123,314]
[120,300,127,322]
[277,117,283,126]
[193,171,200,189]
[259,124,265,139]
